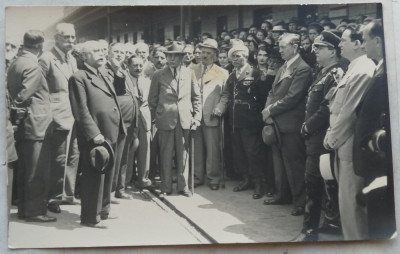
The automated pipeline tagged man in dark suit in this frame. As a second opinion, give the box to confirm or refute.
[353,20,395,239]
[214,43,268,199]
[7,30,55,222]
[148,41,202,198]
[39,23,79,213]
[69,40,125,228]
[262,33,313,216]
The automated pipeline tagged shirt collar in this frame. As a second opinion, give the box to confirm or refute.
[54,45,69,62]
[23,50,38,62]
[84,62,98,76]
[376,59,384,70]
[236,63,248,75]
[169,65,181,74]
[285,53,300,70]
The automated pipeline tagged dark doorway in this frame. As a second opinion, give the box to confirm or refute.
[216,16,228,37]
[253,7,273,27]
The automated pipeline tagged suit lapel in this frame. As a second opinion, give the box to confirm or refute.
[237,64,251,82]
[99,64,117,95]
[51,48,71,80]
[85,66,112,96]
[164,67,178,94]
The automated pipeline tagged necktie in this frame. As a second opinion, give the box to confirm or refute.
[173,68,177,79]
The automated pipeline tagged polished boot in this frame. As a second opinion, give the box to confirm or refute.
[252,181,264,199]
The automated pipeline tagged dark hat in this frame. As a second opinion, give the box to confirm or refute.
[262,119,281,146]
[199,38,219,52]
[313,30,341,48]
[308,22,324,33]
[87,140,114,174]
[165,41,186,54]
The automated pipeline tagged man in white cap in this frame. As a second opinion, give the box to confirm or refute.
[191,38,228,190]
[214,43,267,199]
[148,41,201,198]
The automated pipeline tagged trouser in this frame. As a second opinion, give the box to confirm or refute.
[158,122,190,193]
[334,136,368,240]
[17,137,52,218]
[272,132,306,208]
[231,127,266,182]
[80,141,117,223]
[149,124,159,179]
[63,126,79,201]
[193,125,221,185]
[135,119,151,187]
[112,134,126,194]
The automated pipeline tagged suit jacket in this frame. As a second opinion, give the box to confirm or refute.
[192,63,228,127]
[265,55,313,133]
[69,64,125,147]
[325,55,376,156]
[127,73,152,131]
[7,50,52,140]
[353,62,391,182]
[148,65,202,130]
[215,64,265,129]
[39,47,78,131]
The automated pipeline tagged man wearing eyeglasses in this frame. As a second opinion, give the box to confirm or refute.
[39,23,79,214]
[323,27,376,240]
[292,31,346,242]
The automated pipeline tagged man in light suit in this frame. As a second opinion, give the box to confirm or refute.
[191,39,228,190]
[323,27,376,240]
[69,41,125,228]
[262,33,313,216]
[127,55,152,188]
[39,23,79,213]
[7,30,55,222]
[148,41,202,198]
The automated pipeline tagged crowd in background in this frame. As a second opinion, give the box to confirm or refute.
[5,12,396,241]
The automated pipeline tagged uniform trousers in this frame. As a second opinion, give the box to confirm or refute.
[334,136,368,240]
[231,127,265,182]
[158,122,190,193]
[193,125,221,185]
[16,137,52,218]
[135,116,151,186]
[271,132,306,208]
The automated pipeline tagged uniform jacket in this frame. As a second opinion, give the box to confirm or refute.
[303,63,344,155]
[127,72,152,131]
[7,50,52,140]
[69,64,125,147]
[353,62,391,182]
[39,47,78,131]
[148,65,202,130]
[265,55,313,133]
[324,55,375,158]
[191,63,229,127]
[215,64,265,129]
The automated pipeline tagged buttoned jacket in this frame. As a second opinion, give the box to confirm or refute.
[191,63,228,127]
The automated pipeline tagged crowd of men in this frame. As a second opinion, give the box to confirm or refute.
[5,13,395,241]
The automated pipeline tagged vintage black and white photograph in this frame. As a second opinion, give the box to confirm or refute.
[3,2,398,250]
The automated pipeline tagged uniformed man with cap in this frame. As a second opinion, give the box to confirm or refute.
[214,42,267,199]
[292,31,345,241]
[191,38,229,190]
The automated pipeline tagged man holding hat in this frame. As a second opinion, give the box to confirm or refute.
[148,41,202,198]
[191,38,229,190]
[69,40,125,228]
[292,31,345,241]
[214,42,267,199]
[262,33,312,216]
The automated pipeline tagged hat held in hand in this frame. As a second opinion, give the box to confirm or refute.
[88,140,114,174]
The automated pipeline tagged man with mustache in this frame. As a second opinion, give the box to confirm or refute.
[69,41,125,228]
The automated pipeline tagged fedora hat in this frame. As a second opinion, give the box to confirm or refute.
[165,41,186,54]
[262,118,281,146]
[87,140,114,174]
[199,38,219,52]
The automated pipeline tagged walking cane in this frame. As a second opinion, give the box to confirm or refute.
[220,116,226,189]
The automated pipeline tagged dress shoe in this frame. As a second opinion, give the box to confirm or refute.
[110,198,120,204]
[291,206,305,216]
[290,230,318,242]
[318,220,342,234]
[115,192,131,199]
[47,203,61,213]
[100,214,118,220]
[25,215,57,223]
[209,184,219,190]
[178,190,193,197]
[252,182,264,199]
[263,198,290,205]
[81,221,108,229]
[159,192,169,200]
[233,178,252,192]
